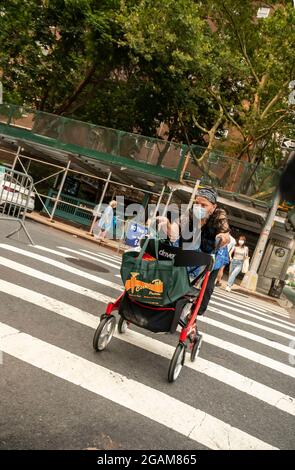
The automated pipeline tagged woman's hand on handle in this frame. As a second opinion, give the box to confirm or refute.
[156,216,180,241]
[156,216,170,236]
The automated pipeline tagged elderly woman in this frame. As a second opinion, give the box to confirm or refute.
[158,187,230,316]
[94,199,117,241]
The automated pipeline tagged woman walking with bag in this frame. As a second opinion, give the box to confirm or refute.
[93,200,117,241]
[226,235,249,292]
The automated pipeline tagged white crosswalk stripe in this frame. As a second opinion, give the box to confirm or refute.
[32,245,120,270]
[203,332,295,379]
[0,257,113,303]
[1,241,294,450]
[214,289,290,318]
[58,246,121,270]
[212,294,295,330]
[213,290,287,316]
[0,278,294,416]
[0,322,276,450]
[81,248,122,262]
[31,245,81,259]
[198,316,294,355]
[80,248,122,264]
[207,305,295,340]
[0,244,121,291]
[0,258,293,378]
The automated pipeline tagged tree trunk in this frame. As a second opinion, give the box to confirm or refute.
[55,64,96,115]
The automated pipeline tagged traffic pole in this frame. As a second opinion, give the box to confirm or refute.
[241,189,281,291]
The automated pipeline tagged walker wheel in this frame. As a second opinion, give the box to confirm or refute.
[190,333,203,362]
[168,343,186,383]
[93,315,116,351]
[118,317,129,334]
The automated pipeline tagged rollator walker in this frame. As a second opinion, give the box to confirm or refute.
[93,239,215,382]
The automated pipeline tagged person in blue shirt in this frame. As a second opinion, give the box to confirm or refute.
[215,235,236,287]
[94,200,117,241]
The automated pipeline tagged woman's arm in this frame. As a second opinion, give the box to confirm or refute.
[216,232,230,247]
[214,208,230,247]
[229,246,235,259]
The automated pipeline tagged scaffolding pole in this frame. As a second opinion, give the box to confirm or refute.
[50,160,71,221]
[89,171,112,234]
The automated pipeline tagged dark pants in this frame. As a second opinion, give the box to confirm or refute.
[198,269,219,315]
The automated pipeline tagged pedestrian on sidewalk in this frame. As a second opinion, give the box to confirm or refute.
[93,200,117,242]
[215,235,236,287]
[226,235,249,292]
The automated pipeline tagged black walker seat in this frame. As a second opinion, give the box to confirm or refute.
[141,238,213,270]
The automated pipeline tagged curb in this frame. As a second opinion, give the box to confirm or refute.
[26,212,125,254]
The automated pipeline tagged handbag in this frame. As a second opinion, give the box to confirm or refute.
[120,236,191,306]
[242,256,250,274]
[213,246,230,271]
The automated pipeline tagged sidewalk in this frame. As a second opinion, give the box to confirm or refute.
[216,281,287,307]
[26,211,294,315]
[26,211,125,253]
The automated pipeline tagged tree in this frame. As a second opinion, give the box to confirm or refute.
[0,0,128,113]
[0,0,294,192]
[120,0,295,192]
[205,1,295,164]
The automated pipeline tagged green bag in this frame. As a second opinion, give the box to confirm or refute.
[121,237,191,306]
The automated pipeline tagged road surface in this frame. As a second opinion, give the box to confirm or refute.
[0,221,294,450]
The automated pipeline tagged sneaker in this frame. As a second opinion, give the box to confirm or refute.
[225,286,231,292]
[216,281,222,287]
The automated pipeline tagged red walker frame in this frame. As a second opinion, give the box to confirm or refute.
[93,246,215,382]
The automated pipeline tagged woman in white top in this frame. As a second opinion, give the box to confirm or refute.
[226,235,249,291]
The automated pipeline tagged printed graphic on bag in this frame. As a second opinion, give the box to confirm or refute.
[125,272,164,297]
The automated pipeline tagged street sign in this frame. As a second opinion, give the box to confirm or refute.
[281,138,295,150]
[125,221,148,247]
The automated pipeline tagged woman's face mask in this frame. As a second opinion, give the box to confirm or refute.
[193,204,208,220]
[238,239,245,246]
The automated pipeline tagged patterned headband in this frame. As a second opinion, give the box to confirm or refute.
[196,188,217,204]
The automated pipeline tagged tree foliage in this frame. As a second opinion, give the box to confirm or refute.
[0,0,294,182]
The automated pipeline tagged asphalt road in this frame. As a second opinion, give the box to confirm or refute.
[0,220,295,450]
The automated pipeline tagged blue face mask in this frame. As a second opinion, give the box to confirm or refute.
[193,205,208,220]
